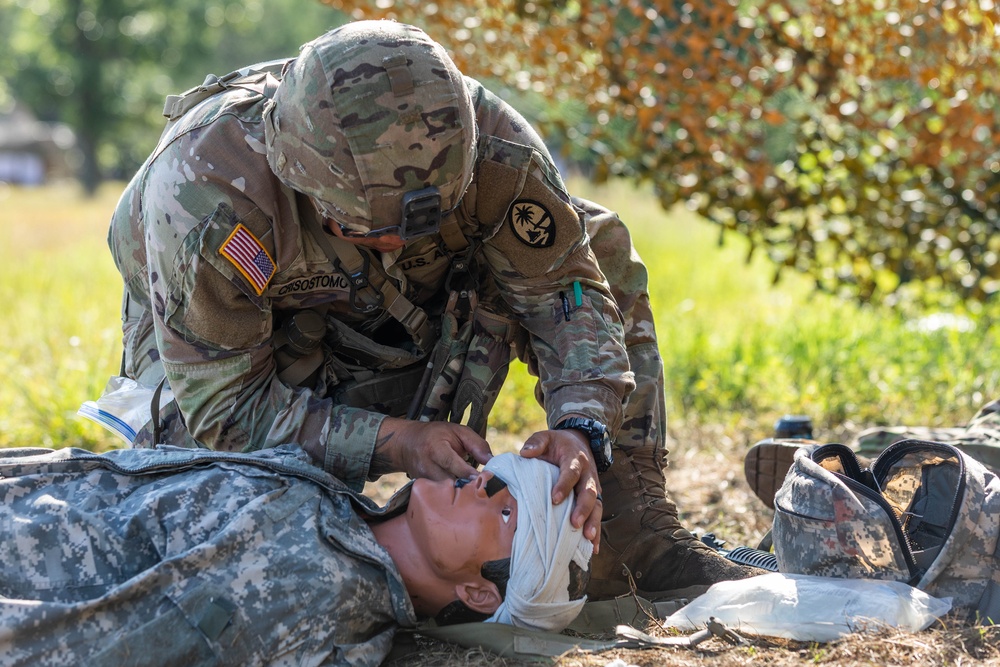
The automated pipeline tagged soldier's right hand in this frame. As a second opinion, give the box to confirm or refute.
[374,417,493,481]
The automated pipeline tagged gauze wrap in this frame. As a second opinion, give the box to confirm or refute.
[482,453,594,631]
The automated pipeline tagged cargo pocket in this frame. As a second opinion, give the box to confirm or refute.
[89,584,257,667]
[417,311,474,425]
[450,308,517,436]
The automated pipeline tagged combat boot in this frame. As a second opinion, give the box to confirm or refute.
[745,437,886,509]
[743,438,812,509]
[588,443,765,601]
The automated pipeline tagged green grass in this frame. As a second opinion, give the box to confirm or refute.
[1,179,997,451]
[0,183,123,450]
[495,179,1000,443]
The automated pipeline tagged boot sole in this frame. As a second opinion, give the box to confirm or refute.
[744,439,810,509]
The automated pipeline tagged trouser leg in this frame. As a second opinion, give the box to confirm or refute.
[575,197,762,599]
[947,399,1000,473]
[852,426,968,459]
[848,399,1000,474]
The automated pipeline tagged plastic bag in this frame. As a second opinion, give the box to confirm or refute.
[664,572,952,642]
[78,376,173,445]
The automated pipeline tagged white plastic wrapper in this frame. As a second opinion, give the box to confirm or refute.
[78,376,174,444]
[664,572,952,642]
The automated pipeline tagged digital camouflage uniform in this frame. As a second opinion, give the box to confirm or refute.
[0,444,415,667]
[109,21,759,600]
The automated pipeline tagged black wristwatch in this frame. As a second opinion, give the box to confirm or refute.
[555,417,613,473]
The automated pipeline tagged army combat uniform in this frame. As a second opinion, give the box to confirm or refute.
[109,69,633,491]
[0,445,416,666]
[109,21,759,600]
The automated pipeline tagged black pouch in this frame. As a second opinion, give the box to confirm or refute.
[331,364,429,417]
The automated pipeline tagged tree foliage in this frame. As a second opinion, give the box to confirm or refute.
[323,0,1000,308]
[0,0,344,192]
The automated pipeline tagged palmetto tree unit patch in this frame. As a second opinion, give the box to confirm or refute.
[508,199,555,248]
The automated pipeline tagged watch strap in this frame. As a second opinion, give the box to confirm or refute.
[555,417,612,472]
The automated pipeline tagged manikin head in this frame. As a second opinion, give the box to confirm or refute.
[371,453,593,631]
[264,20,477,247]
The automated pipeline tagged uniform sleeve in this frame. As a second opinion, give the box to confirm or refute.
[470,83,635,434]
[142,168,383,491]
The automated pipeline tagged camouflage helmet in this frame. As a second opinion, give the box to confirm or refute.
[264,21,477,234]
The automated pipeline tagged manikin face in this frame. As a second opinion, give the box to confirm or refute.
[406,471,517,583]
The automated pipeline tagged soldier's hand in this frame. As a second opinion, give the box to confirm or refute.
[375,417,493,481]
[519,429,603,553]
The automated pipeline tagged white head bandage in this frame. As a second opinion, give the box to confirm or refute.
[482,453,594,631]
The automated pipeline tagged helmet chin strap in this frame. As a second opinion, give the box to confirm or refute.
[320,186,445,241]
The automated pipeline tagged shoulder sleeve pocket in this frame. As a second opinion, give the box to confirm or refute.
[165,204,271,350]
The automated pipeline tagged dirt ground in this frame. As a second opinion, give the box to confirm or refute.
[367,422,1000,666]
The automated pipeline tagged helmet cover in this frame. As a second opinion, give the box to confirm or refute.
[265,20,477,232]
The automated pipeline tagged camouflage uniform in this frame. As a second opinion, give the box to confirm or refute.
[568,199,762,598]
[108,27,632,492]
[852,399,1000,473]
[109,21,757,600]
[0,444,415,666]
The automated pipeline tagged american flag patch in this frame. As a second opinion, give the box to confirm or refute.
[219,224,275,295]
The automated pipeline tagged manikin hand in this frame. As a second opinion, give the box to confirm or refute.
[519,429,603,553]
[374,417,493,481]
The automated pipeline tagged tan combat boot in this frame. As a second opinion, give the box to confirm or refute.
[573,199,764,599]
[588,443,765,601]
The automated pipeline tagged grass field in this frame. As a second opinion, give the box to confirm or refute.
[2,179,998,665]
[0,182,124,450]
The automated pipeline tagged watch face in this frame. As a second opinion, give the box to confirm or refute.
[586,423,611,471]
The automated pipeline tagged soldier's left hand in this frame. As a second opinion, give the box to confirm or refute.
[519,429,602,553]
